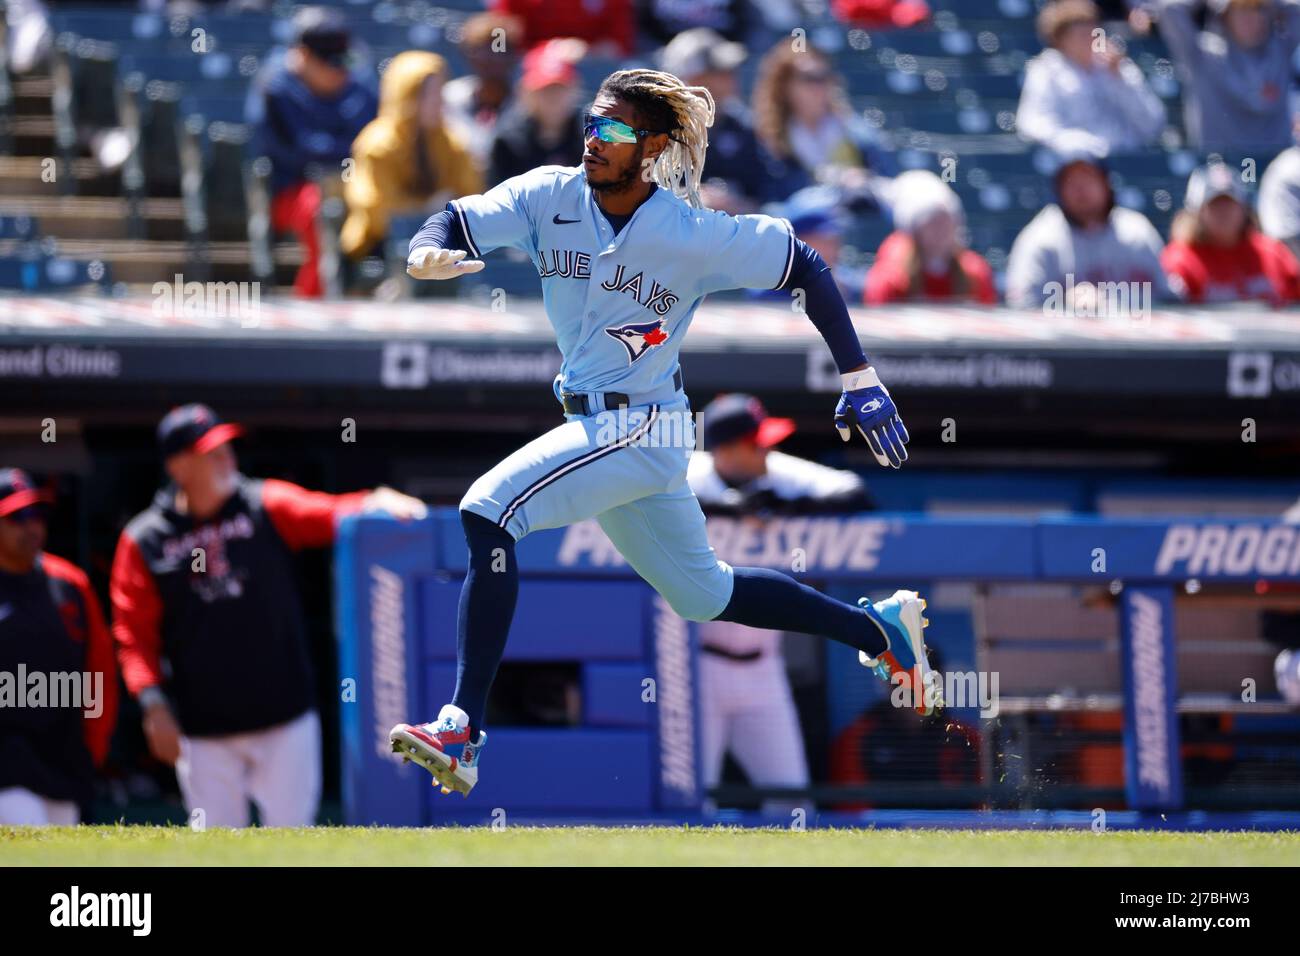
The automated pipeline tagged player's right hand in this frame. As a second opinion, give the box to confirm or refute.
[407,246,485,280]
[142,700,182,766]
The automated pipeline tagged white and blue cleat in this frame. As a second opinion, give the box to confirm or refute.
[858,589,943,715]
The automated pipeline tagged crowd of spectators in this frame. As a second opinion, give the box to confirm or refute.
[73,0,1300,311]
[233,0,1300,310]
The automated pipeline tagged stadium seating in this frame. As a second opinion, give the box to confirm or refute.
[6,1,1285,296]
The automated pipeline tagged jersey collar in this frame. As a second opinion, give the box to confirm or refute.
[585,182,667,255]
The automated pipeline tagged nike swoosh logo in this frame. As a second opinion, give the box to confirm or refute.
[553,215,581,225]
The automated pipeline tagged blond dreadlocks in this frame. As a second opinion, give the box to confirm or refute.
[596,69,716,208]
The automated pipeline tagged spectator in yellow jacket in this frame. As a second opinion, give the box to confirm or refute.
[341,52,484,259]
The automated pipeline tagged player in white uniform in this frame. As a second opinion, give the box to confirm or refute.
[690,394,872,813]
[389,70,939,797]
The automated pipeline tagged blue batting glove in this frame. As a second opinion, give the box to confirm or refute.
[834,366,910,468]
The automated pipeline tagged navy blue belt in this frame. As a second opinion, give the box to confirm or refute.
[560,367,683,417]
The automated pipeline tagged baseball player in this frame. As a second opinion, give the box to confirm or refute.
[390,70,938,797]
[0,468,117,825]
[690,394,873,813]
[111,404,426,827]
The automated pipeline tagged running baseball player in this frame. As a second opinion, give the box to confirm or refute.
[390,70,938,797]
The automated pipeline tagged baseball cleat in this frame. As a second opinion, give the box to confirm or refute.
[858,589,943,715]
[389,704,486,796]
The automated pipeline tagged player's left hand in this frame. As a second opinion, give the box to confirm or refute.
[363,486,429,521]
[834,366,909,468]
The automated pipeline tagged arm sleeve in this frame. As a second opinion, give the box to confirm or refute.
[262,478,369,551]
[110,532,166,698]
[409,207,470,255]
[785,238,869,374]
[444,168,554,258]
[76,576,117,767]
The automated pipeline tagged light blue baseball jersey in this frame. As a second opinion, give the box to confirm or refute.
[450,165,796,395]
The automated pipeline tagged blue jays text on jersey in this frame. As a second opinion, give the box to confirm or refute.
[450,165,796,396]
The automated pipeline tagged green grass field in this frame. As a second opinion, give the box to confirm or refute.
[2,825,1298,866]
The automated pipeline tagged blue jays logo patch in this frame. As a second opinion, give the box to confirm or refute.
[605,319,669,364]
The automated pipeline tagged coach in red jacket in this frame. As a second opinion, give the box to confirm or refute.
[0,468,117,825]
[110,404,425,827]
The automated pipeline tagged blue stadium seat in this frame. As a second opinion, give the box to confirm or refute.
[0,254,111,292]
[0,215,40,241]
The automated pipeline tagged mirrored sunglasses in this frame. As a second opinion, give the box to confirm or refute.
[583,113,658,144]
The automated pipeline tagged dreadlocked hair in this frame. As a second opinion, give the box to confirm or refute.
[597,69,715,208]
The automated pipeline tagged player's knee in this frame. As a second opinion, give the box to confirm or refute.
[656,562,733,622]
[460,508,514,563]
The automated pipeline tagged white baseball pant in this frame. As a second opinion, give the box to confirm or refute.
[176,709,321,828]
[0,786,79,825]
[697,634,810,815]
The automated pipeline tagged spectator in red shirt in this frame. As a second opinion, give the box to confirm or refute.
[0,469,117,825]
[865,170,997,305]
[110,405,426,828]
[490,0,635,57]
[1161,161,1300,306]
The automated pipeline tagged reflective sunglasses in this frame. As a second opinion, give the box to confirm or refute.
[583,113,663,144]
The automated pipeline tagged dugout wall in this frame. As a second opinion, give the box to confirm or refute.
[335,510,1300,825]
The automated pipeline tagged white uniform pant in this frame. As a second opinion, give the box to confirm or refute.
[699,652,809,815]
[0,786,79,825]
[176,709,320,828]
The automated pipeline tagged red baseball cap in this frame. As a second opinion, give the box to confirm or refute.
[0,468,54,518]
[521,40,579,92]
[157,403,245,458]
[701,394,796,449]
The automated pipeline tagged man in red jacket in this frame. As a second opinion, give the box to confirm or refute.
[111,404,425,827]
[0,468,117,825]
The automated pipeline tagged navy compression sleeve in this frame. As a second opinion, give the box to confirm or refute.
[409,204,469,256]
[780,238,868,374]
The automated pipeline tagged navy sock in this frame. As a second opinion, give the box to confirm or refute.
[713,567,887,657]
[451,510,519,733]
